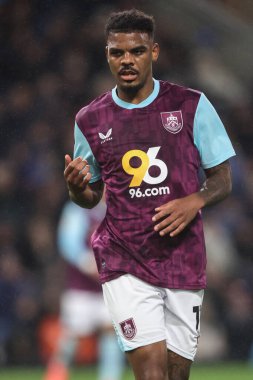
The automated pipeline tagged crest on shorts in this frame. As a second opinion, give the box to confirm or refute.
[119,318,137,340]
[160,111,183,134]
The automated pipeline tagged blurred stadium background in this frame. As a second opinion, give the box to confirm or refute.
[0,0,253,378]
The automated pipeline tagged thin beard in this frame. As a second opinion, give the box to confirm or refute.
[118,81,144,96]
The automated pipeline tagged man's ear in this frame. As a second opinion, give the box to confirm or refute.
[152,42,159,62]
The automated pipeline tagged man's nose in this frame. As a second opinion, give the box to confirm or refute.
[121,52,133,64]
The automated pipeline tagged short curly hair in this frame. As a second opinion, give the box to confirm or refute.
[105,9,155,40]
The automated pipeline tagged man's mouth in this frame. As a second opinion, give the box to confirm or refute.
[118,69,138,82]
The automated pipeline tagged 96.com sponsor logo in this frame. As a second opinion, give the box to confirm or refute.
[129,186,170,198]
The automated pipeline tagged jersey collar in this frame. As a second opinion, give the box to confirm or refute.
[112,79,160,109]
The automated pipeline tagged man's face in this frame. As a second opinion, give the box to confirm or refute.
[106,32,159,93]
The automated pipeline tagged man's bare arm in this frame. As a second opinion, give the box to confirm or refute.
[199,160,232,207]
[68,180,104,209]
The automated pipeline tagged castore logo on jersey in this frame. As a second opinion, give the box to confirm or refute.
[98,128,113,144]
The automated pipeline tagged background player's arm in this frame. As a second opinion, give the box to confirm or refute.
[57,201,100,278]
[153,160,232,237]
[64,154,104,209]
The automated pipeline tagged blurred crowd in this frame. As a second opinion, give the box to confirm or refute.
[0,0,253,366]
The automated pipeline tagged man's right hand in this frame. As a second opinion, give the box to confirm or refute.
[64,154,92,195]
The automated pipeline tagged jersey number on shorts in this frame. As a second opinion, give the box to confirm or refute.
[193,306,200,331]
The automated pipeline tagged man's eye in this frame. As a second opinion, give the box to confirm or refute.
[134,49,145,55]
[111,51,122,57]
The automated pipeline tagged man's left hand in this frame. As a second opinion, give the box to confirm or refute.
[152,193,204,237]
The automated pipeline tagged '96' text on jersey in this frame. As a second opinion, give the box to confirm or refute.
[122,147,170,198]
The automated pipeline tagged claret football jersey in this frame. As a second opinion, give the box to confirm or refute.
[74,79,235,289]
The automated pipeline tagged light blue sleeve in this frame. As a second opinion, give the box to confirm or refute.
[57,201,90,267]
[193,93,236,169]
[74,122,102,183]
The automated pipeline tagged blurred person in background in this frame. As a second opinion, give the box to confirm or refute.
[43,199,124,380]
[64,8,235,380]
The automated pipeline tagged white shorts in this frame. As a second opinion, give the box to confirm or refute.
[60,289,112,336]
[102,274,204,361]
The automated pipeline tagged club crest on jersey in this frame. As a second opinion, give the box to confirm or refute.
[119,318,137,340]
[160,111,183,134]
[98,128,112,144]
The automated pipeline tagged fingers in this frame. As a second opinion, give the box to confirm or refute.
[154,216,186,237]
[152,209,171,223]
[153,195,199,237]
[65,154,72,169]
[64,156,91,190]
[152,201,187,237]
[152,202,174,224]
[64,156,87,177]
[169,222,187,237]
